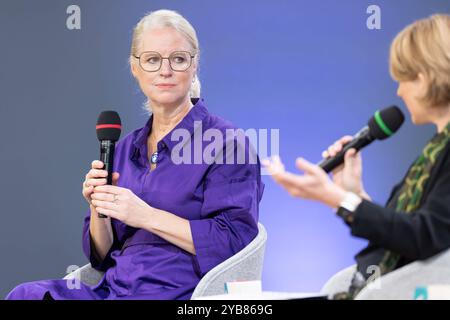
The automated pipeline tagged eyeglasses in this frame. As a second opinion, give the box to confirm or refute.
[133,51,195,72]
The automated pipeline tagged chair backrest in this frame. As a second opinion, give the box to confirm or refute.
[356,248,450,300]
[190,223,267,299]
[321,248,450,300]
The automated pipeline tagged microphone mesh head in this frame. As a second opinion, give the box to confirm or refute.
[96,111,122,141]
[368,105,405,140]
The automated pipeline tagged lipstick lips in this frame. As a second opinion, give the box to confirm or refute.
[155,83,176,89]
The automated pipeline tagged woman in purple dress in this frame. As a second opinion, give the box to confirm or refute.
[6,9,264,300]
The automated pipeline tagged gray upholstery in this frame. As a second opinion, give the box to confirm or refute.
[63,262,104,286]
[320,248,450,300]
[320,265,356,298]
[64,223,267,299]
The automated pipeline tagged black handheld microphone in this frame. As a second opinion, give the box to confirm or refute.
[318,106,405,173]
[96,111,122,218]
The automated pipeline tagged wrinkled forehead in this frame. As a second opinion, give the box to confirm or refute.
[139,26,193,55]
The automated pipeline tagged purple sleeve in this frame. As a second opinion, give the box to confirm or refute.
[189,157,264,276]
[82,210,123,272]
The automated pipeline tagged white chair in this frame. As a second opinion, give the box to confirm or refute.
[320,248,450,299]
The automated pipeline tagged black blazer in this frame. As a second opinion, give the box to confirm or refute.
[351,139,450,278]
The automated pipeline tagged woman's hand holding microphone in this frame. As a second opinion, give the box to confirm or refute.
[322,136,371,201]
[82,160,120,207]
[82,160,160,230]
[82,160,119,260]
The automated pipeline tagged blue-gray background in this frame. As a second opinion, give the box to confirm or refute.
[1,0,449,298]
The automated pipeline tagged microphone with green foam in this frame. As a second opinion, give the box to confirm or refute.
[318,106,405,173]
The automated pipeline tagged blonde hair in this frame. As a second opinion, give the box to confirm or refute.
[129,9,201,104]
[390,14,450,107]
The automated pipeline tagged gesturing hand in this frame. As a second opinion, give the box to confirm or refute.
[262,155,347,209]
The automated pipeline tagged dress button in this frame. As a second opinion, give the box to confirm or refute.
[150,152,159,164]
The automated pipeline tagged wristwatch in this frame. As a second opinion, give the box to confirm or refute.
[337,192,362,224]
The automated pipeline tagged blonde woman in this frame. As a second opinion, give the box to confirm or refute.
[264,14,450,298]
[6,10,263,300]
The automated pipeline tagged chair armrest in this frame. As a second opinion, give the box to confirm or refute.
[63,263,104,286]
[191,223,267,299]
[320,265,356,297]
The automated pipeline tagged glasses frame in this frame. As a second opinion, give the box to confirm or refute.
[133,51,196,72]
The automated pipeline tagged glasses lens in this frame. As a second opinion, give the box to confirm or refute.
[140,52,161,72]
[169,52,190,71]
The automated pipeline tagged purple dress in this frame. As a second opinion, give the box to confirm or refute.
[5,98,264,300]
